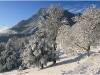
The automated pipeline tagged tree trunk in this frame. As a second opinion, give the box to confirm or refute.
[75,43,91,57]
[87,50,90,57]
[41,64,43,69]
[53,53,56,64]
[53,41,57,64]
[53,59,56,64]
[87,45,90,57]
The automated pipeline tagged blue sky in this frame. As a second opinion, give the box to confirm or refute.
[0,1,100,31]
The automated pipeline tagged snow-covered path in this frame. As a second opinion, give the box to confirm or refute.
[65,53,100,74]
[1,47,100,75]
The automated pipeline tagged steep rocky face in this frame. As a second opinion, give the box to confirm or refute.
[63,10,76,26]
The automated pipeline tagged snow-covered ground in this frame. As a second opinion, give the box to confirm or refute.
[1,46,100,75]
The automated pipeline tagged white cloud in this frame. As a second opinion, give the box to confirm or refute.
[0,26,9,33]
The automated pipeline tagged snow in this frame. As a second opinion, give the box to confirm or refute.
[1,46,100,75]
[29,27,39,35]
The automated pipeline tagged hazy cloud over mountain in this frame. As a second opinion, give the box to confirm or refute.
[0,26,8,33]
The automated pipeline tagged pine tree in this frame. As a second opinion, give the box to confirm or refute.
[0,36,24,72]
[20,28,58,69]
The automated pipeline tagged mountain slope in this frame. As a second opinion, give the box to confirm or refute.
[10,8,75,34]
[0,7,75,43]
[10,8,47,34]
[63,10,76,26]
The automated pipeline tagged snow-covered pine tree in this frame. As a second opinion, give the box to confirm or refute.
[20,27,58,69]
[0,36,24,72]
[0,42,6,54]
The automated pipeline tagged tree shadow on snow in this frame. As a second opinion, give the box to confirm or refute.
[48,53,88,68]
